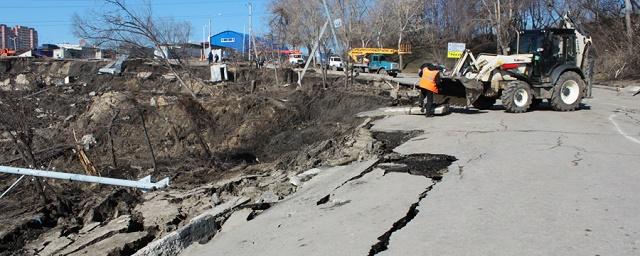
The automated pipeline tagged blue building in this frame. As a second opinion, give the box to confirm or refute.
[210,30,280,59]
[210,30,249,56]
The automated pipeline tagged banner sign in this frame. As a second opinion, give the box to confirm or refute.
[447,42,466,59]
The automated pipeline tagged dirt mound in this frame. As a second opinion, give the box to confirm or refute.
[0,58,393,255]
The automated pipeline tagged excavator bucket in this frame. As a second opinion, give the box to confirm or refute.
[434,49,485,107]
[437,76,483,107]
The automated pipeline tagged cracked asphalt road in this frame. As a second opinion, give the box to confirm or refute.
[182,88,639,255]
[182,159,433,256]
[372,88,640,255]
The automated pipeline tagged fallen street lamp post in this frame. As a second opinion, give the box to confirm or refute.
[0,165,170,191]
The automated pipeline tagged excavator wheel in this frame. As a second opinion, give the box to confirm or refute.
[550,71,585,111]
[501,81,532,113]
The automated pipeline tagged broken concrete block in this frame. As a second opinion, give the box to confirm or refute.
[79,222,101,234]
[289,176,302,187]
[44,76,53,85]
[137,72,153,79]
[24,227,66,253]
[81,134,97,150]
[239,186,259,197]
[57,215,132,255]
[357,117,373,128]
[211,193,222,206]
[37,236,74,256]
[258,191,279,204]
[214,174,264,187]
[15,74,29,85]
[86,92,133,122]
[300,168,322,180]
[68,231,150,256]
[156,96,169,106]
[133,199,180,232]
[132,197,249,256]
[162,73,177,81]
[150,96,170,107]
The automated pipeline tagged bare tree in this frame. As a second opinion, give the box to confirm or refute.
[625,0,635,51]
[73,0,198,98]
[385,0,423,70]
[267,0,640,79]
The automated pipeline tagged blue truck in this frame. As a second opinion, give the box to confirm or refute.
[348,48,401,77]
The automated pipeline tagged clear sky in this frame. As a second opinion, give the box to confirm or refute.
[0,0,271,45]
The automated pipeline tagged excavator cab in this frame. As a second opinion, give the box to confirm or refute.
[511,29,580,85]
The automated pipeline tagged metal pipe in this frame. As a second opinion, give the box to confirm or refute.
[0,166,169,190]
[0,175,25,199]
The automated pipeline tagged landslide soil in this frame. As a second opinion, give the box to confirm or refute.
[0,58,390,254]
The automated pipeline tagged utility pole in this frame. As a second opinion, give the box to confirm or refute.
[321,0,341,54]
[249,1,253,62]
[243,25,247,59]
[209,18,212,54]
[299,20,330,86]
[202,25,206,61]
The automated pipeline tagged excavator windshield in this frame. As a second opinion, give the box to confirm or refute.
[512,32,544,54]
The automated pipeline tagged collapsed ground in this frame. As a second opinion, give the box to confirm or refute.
[0,58,399,255]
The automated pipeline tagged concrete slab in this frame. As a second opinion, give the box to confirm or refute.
[133,197,250,256]
[68,231,149,256]
[37,236,73,256]
[134,199,181,231]
[57,215,132,255]
[181,159,433,256]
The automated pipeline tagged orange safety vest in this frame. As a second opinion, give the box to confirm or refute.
[418,68,439,94]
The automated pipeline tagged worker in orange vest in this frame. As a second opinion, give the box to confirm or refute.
[418,63,442,117]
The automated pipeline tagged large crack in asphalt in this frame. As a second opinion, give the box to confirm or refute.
[366,153,456,255]
[368,181,435,255]
[312,130,457,254]
[366,131,456,255]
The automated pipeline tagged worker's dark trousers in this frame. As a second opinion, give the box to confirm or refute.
[421,89,435,117]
